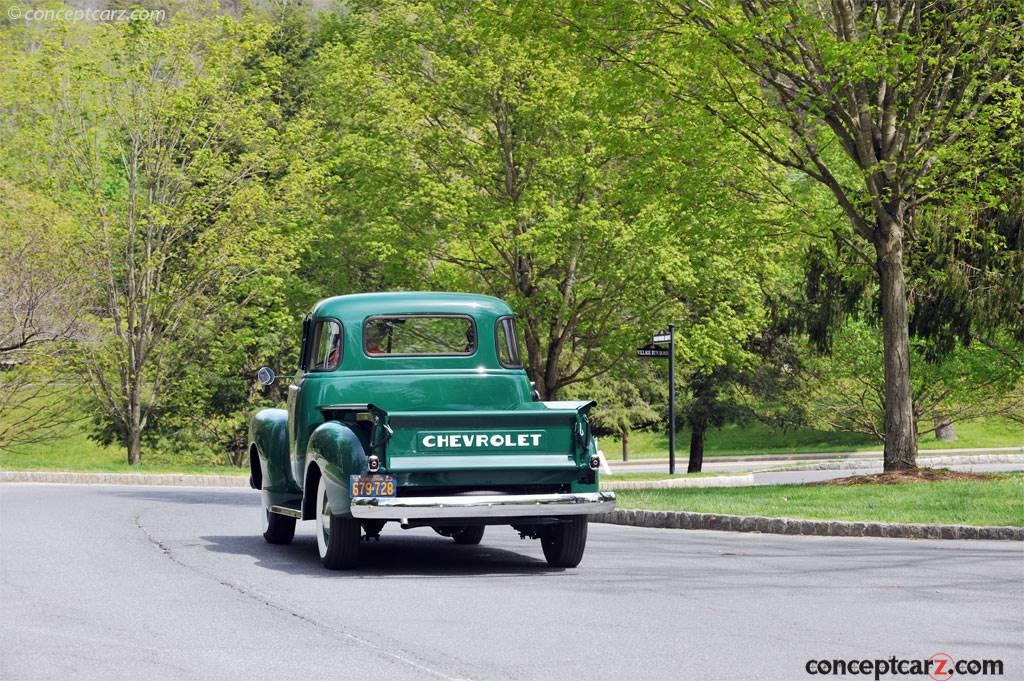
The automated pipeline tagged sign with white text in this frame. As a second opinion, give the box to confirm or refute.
[636,344,670,359]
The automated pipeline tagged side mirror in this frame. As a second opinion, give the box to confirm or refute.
[256,367,276,386]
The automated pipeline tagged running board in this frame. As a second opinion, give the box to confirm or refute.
[269,505,302,519]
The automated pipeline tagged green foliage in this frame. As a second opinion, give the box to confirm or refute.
[567,363,664,460]
[577,0,1024,467]
[0,181,85,449]
[910,197,1024,360]
[0,10,327,464]
[315,0,787,398]
[0,2,1017,467]
[805,320,1024,440]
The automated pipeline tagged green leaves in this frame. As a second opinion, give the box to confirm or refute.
[316,0,789,397]
[0,10,327,463]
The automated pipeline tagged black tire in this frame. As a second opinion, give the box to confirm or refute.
[451,525,485,545]
[541,517,588,568]
[316,476,360,569]
[262,509,296,545]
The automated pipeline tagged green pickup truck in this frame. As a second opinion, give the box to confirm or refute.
[249,292,615,570]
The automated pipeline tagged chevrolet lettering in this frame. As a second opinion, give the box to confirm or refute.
[420,433,543,449]
[249,292,615,570]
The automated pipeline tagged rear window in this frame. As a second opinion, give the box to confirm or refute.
[363,315,476,356]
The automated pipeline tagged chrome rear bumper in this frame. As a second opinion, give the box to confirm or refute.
[350,491,616,520]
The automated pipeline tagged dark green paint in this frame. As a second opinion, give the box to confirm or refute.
[250,292,599,519]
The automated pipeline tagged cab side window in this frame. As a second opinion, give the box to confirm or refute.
[310,320,343,371]
[496,316,522,368]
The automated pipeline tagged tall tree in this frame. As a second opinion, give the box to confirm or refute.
[575,1,1022,470]
[680,303,807,472]
[318,0,785,398]
[4,15,323,464]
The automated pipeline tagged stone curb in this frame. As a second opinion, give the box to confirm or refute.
[601,474,754,491]
[592,509,1024,541]
[772,453,1024,472]
[0,471,249,487]
[2,469,759,491]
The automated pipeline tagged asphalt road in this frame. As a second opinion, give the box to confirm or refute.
[1,484,1021,681]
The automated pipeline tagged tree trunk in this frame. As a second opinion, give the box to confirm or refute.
[621,428,629,462]
[876,228,918,471]
[934,413,956,441]
[687,419,706,473]
[127,424,142,465]
[127,375,143,465]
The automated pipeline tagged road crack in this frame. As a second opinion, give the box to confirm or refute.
[133,513,476,681]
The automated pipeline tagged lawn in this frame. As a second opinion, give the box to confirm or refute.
[599,417,1023,461]
[0,431,248,475]
[615,472,1024,526]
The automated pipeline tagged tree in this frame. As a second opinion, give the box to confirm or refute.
[806,320,1024,443]
[318,0,787,399]
[0,181,85,449]
[572,365,664,461]
[6,15,323,464]
[680,306,807,472]
[577,1,1022,470]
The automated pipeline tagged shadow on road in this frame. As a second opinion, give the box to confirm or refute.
[199,532,563,578]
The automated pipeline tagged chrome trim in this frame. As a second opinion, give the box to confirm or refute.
[269,505,303,519]
[350,491,616,520]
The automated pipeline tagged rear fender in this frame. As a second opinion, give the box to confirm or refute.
[250,408,300,507]
[303,421,369,520]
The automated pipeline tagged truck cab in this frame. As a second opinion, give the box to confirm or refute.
[249,292,614,569]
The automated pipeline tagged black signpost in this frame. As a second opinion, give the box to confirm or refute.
[636,324,676,474]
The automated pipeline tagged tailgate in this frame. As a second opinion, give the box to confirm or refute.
[379,402,595,473]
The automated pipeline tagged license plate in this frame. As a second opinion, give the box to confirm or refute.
[349,474,396,498]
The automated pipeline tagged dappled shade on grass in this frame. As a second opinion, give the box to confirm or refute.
[617,472,1024,527]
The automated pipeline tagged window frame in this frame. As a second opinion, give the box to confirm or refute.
[494,315,523,369]
[307,318,344,372]
[362,314,478,358]
[298,317,311,371]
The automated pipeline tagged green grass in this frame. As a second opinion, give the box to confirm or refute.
[0,431,248,475]
[616,472,1024,526]
[601,417,1024,460]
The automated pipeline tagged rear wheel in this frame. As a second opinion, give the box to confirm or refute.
[541,517,588,568]
[315,476,360,569]
[261,507,295,545]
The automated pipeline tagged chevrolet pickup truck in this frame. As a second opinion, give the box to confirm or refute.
[249,292,615,570]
